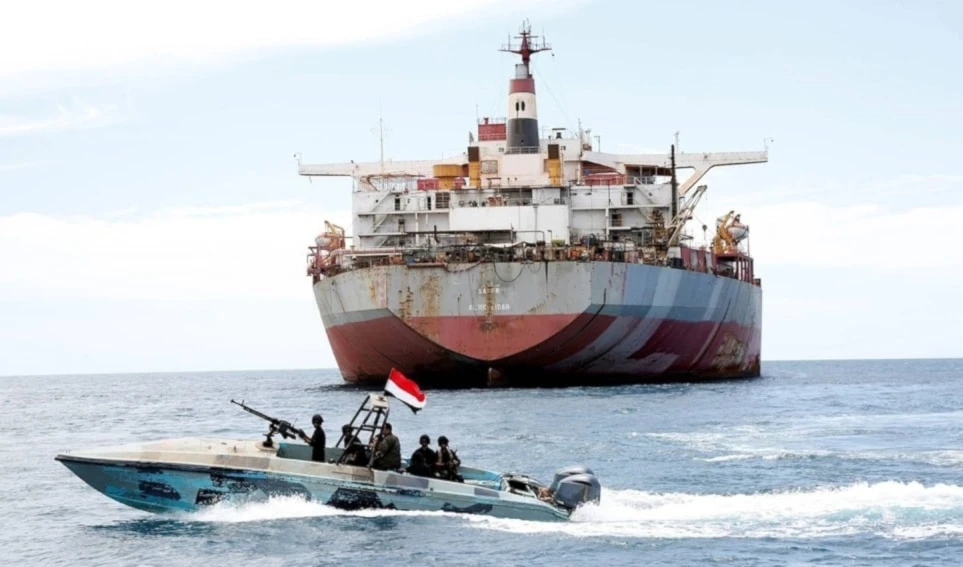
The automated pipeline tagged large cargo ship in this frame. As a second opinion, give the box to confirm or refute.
[298,22,768,387]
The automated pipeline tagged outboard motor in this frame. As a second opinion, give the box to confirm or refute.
[549,465,594,493]
[550,465,601,511]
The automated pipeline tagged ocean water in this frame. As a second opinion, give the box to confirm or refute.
[2,359,962,566]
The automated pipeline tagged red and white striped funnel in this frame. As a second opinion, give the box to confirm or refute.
[499,21,551,151]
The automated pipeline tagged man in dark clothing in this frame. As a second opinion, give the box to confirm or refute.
[340,423,369,466]
[435,435,462,482]
[407,434,437,477]
[371,422,401,470]
[299,413,326,463]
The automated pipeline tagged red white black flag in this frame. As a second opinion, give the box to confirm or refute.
[384,368,426,413]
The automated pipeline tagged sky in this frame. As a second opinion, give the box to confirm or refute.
[1,0,961,376]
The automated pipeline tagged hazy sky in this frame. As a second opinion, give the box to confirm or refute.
[2,0,961,376]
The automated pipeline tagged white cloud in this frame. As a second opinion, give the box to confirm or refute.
[734,201,963,271]
[0,202,358,376]
[159,200,306,218]
[0,100,121,137]
[688,199,963,361]
[0,161,42,173]
[0,202,353,301]
[875,173,963,195]
[1,0,579,85]
[0,201,358,375]
[876,173,962,187]
[687,193,963,273]
[733,173,962,205]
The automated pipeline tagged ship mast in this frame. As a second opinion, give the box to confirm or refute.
[499,20,551,151]
[670,144,679,220]
[499,19,551,69]
[376,100,386,180]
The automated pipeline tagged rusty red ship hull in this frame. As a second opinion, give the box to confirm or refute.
[313,256,761,387]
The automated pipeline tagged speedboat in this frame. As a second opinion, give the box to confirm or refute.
[55,391,601,522]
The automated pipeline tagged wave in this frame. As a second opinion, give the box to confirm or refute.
[467,480,963,540]
[185,496,457,524]
[169,480,963,541]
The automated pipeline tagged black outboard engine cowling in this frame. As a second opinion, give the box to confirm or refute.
[554,474,601,511]
[550,466,601,511]
[549,465,595,493]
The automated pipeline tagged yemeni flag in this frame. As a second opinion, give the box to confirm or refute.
[384,368,426,413]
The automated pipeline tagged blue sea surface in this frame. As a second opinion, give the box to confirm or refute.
[2,359,962,566]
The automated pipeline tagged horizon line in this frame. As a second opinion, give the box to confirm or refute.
[2,356,961,379]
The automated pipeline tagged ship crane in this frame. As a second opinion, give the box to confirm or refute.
[712,211,749,255]
[307,221,347,278]
[666,184,708,247]
[317,220,346,250]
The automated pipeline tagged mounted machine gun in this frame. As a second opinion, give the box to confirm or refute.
[230,399,307,448]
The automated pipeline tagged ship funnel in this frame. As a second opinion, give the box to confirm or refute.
[500,21,551,152]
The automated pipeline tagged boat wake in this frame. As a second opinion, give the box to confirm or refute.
[466,480,963,540]
[175,480,963,541]
[186,496,463,524]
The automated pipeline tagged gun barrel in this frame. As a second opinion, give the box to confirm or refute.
[230,399,276,422]
[231,399,306,440]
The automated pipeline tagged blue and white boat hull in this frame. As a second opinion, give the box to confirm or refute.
[56,437,591,522]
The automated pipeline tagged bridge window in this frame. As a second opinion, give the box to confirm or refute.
[436,191,451,209]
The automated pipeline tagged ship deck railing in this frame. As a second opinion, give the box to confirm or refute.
[357,195,570,216]
[352,175,663,196]
[308,241,759,286]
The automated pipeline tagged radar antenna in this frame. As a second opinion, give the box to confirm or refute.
[499,19,552,70]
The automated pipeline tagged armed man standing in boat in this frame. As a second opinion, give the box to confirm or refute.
[298,413,326,463]
[436,435,462,481]
[370,422,401,470]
